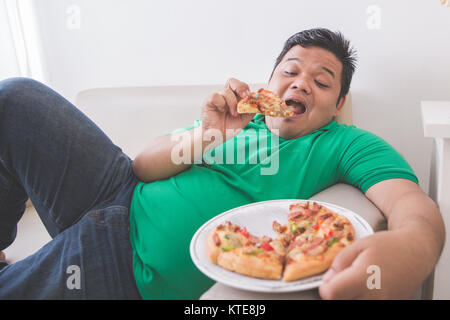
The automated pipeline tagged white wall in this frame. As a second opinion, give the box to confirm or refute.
[7,0,450,191]
[0,0,20,78]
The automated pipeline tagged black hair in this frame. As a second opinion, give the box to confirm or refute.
[270,28,357,105]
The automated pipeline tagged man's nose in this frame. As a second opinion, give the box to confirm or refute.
[290,77,311,95]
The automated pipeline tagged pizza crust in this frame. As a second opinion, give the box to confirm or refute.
[282,243,345,282]
[217,248,283,280]
[205,230,221,264]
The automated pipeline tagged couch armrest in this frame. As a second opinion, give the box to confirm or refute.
[200,183,386,300]
[309,183,386,232]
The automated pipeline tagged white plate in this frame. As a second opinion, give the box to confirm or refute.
[190,199,374,293]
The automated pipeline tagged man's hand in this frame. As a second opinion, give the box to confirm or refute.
[319,179,444,299]
[133,78,256,182]
[201,78,255,141]
[319,229,431,299]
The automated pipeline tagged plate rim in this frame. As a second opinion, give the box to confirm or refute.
[190,198,374,293]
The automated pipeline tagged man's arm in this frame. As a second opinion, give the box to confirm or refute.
[132,78,253,183]
[367,179,445,265]
[132,129,207,183]
[319,178,445,299]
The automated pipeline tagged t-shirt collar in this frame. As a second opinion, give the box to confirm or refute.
[251,114,337,141]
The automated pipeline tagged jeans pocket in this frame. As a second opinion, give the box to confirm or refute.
[87,205,130,229]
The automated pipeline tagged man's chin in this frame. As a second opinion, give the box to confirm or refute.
[282,115,305,125]
[266,116,308,139]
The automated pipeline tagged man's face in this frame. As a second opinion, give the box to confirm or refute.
[267,45,345,140]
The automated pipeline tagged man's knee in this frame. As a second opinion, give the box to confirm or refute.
[0,77,48,118]
[0,77,43,105]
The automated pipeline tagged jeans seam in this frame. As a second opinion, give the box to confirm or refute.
[27,186,68,231]
[1,150,66,231]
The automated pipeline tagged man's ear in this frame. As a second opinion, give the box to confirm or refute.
[334,95,346,117]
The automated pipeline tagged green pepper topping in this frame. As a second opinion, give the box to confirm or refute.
[289,221,299,234]
[243,248,263,255]
[327,237,339,247]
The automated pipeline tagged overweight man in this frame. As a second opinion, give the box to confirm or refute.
[0,28,444,299]
[132,28,445,299]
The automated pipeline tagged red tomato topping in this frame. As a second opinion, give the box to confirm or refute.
[325,229,334,239]
[238,227,250,239]
[261,242,274,251]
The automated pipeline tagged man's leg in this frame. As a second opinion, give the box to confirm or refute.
[0,77,141,298]
[0,206,141,299]
[0,77,138,249]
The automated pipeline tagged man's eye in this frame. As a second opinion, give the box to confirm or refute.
[315,80,329,88]
[284,71,297,76]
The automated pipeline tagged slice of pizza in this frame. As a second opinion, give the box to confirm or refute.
[281,203,355,281]
[206,221,285,280]
[237,88,294,118]
[272,202,324,247]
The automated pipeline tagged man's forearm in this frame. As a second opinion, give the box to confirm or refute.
[132,128,222,183]
[387,190,445,273]
[366,179,445,284]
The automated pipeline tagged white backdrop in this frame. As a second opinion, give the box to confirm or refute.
[2,0,450,192]
[0,0,20,78]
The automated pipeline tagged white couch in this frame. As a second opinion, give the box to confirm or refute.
[5,84,430,299]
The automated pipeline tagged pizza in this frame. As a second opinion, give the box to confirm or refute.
[205,201,355,282]
[237,88,294,118]
[205,221,285,280]
[274,202,355,281]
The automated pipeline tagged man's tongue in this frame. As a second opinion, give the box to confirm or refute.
[293,105,306,114]
[286,100,306,114]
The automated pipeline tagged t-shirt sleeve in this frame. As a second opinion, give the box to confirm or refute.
[162,118,202,136]
[337,128,419,193]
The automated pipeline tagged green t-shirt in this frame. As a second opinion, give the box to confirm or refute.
[129,114,418,299]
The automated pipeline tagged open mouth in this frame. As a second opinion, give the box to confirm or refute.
[285,99,307,115]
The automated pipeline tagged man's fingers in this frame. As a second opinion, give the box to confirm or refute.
[319,241,374,300]
[319,241,366,299]
[206,92,227,113]
[226,78,251,99]
[319,262,368,300]
[205,78,252,119]
[220,88,238,117]
[325,241,365,277]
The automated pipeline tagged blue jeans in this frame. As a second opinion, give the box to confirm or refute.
[0,77,142,299]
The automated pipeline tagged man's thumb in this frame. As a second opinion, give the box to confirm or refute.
[322,242,364,282]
